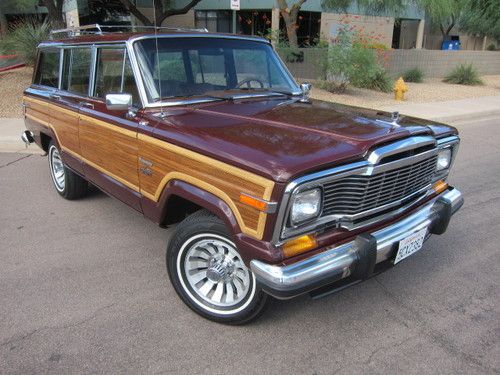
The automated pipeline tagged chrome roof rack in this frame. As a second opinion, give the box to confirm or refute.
[50,23,209,38]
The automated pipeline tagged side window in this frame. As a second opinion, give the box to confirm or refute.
[61,48,92,95]
[94,48,140,106]
[34,50,60,88]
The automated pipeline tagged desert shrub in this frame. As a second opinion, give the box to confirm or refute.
[486,44,497,51]
[324,25,392,93]
[402,67,424,83]
[315,79,346,93]
[443,64,483,85]
[0,18,51,66]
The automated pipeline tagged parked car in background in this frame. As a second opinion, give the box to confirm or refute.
[22,26,463,324]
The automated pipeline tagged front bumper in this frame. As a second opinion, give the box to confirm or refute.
[250,187,463,299]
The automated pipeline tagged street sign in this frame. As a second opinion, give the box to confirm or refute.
[230,0,240,11]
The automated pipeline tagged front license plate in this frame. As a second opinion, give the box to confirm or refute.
[394,228,427,264]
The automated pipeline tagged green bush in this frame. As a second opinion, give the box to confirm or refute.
[315,79,345,93]
[0,18,51,66]
[324,25,392,93]
[443,64,483,85]
[402,67,424,83]
[486,44,497,51]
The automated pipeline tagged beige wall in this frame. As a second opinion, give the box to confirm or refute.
[134,8,195,28]
[320,13,394,48]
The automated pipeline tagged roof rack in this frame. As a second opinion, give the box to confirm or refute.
[50,23,209,38]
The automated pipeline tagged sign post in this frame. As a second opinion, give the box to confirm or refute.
[231,0,239,34]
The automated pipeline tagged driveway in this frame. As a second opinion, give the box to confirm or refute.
[1,117,499,374]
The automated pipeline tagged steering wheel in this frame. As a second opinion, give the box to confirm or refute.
[235,78,265,89]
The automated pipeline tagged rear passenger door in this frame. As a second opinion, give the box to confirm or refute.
[78,46,142,211]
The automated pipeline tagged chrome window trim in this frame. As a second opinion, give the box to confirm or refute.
[272,135,461,245]
[125,34,302,109]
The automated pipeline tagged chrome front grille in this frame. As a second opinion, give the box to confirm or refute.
[322,155,437,217]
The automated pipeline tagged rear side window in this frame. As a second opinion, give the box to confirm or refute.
[94,48,140,106]
[61,48,92,95]
[34,50,60,88]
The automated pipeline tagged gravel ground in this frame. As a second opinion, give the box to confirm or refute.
[1,67,499,118]
[309,75,500,110]
[0,67,32,118]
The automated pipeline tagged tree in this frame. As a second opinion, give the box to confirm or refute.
[276,0,308,48]
[40,0,65,28]
[419,0,467,41]
[118,0,203,27]
[460,0,500,40]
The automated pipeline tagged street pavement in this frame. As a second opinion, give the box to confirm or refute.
[0,116,499,374]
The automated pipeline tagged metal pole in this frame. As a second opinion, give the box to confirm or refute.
[232,10,236,34]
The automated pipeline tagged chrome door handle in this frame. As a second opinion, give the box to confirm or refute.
[49,94,61,100]
[79,102,94,109]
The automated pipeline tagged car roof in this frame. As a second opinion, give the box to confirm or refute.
[39,31,270,48]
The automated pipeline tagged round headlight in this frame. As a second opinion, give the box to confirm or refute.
[290,188,322,225]
[437,148,452,171]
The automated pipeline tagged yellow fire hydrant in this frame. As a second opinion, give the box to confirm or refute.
[394,77,408,101]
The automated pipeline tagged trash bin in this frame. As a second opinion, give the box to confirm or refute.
[441,40,461,50]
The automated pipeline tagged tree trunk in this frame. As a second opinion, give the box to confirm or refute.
[281,11,299,48]
[41,0,65,28]
[0,7,8,36]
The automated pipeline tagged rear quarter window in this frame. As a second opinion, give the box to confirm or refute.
[34,50,60,88]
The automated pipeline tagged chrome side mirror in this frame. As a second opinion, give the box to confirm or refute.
[300,82,312,103]
[106,93,132,111]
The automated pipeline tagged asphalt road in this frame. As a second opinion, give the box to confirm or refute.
[1,117,499,374]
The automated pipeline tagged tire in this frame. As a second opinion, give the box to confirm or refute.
[48,141,87,200]
[167,210,269,324]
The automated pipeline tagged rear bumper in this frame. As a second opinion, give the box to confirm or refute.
[250,187,463,299]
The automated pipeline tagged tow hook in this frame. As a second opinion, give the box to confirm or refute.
[21,130,35,148]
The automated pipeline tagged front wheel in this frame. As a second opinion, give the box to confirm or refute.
[167,210,268,324]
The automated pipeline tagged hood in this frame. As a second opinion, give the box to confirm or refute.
[148,97,457,183]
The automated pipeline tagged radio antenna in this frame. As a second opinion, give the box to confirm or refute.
[152,0,164,116]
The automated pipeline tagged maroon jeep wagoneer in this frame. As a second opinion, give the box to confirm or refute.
[22,25,463,324]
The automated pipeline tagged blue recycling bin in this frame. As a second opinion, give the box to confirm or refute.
[441,40,461,50]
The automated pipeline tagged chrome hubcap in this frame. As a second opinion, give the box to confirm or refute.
[49,146,65,192]
[183,237,251,308]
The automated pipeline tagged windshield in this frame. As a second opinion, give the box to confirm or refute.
[133,37,298,103]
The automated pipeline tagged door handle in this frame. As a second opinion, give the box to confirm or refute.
[79,102,94,109]
[49,94,61,100]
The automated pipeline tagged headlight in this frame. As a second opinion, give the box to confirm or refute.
[290,188,322,225]
[436,148,452,171]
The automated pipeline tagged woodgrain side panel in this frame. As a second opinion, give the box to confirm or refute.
[79,115,140,190]
[138,134,275,239]
[50,104,80,155]
[24,97,50,127]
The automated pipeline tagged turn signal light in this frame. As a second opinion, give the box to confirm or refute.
[432,180,448,194]
[239,194,268,212]
[282,234,317,258]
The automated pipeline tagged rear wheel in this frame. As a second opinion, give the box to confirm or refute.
[167,210,268,324]
[48,141,87,200]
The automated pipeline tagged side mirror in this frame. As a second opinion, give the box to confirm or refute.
[106,93,132,111]
[300,82,312,103]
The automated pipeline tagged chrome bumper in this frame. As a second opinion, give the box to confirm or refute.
[251,187,463,299]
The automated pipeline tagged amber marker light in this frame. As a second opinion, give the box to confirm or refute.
[239,193,269,212]
[282,234,318,258]
[432,180,449,194]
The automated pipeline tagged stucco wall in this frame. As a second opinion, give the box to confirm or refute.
[134,8,195,28]
[320,13,394,47]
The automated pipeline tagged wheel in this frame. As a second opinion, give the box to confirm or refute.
[167,210,269,324]
[48,141,87,200]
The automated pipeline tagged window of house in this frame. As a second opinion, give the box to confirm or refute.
[34,50,60,88]
[94,48,140,105]
[61,48,92,95]
[195,10,231,33]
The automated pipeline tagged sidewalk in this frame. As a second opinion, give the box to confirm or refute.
[1,95,499,154]
[380,95,500,123]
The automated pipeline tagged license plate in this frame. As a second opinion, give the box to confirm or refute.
[394,228,427,264]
